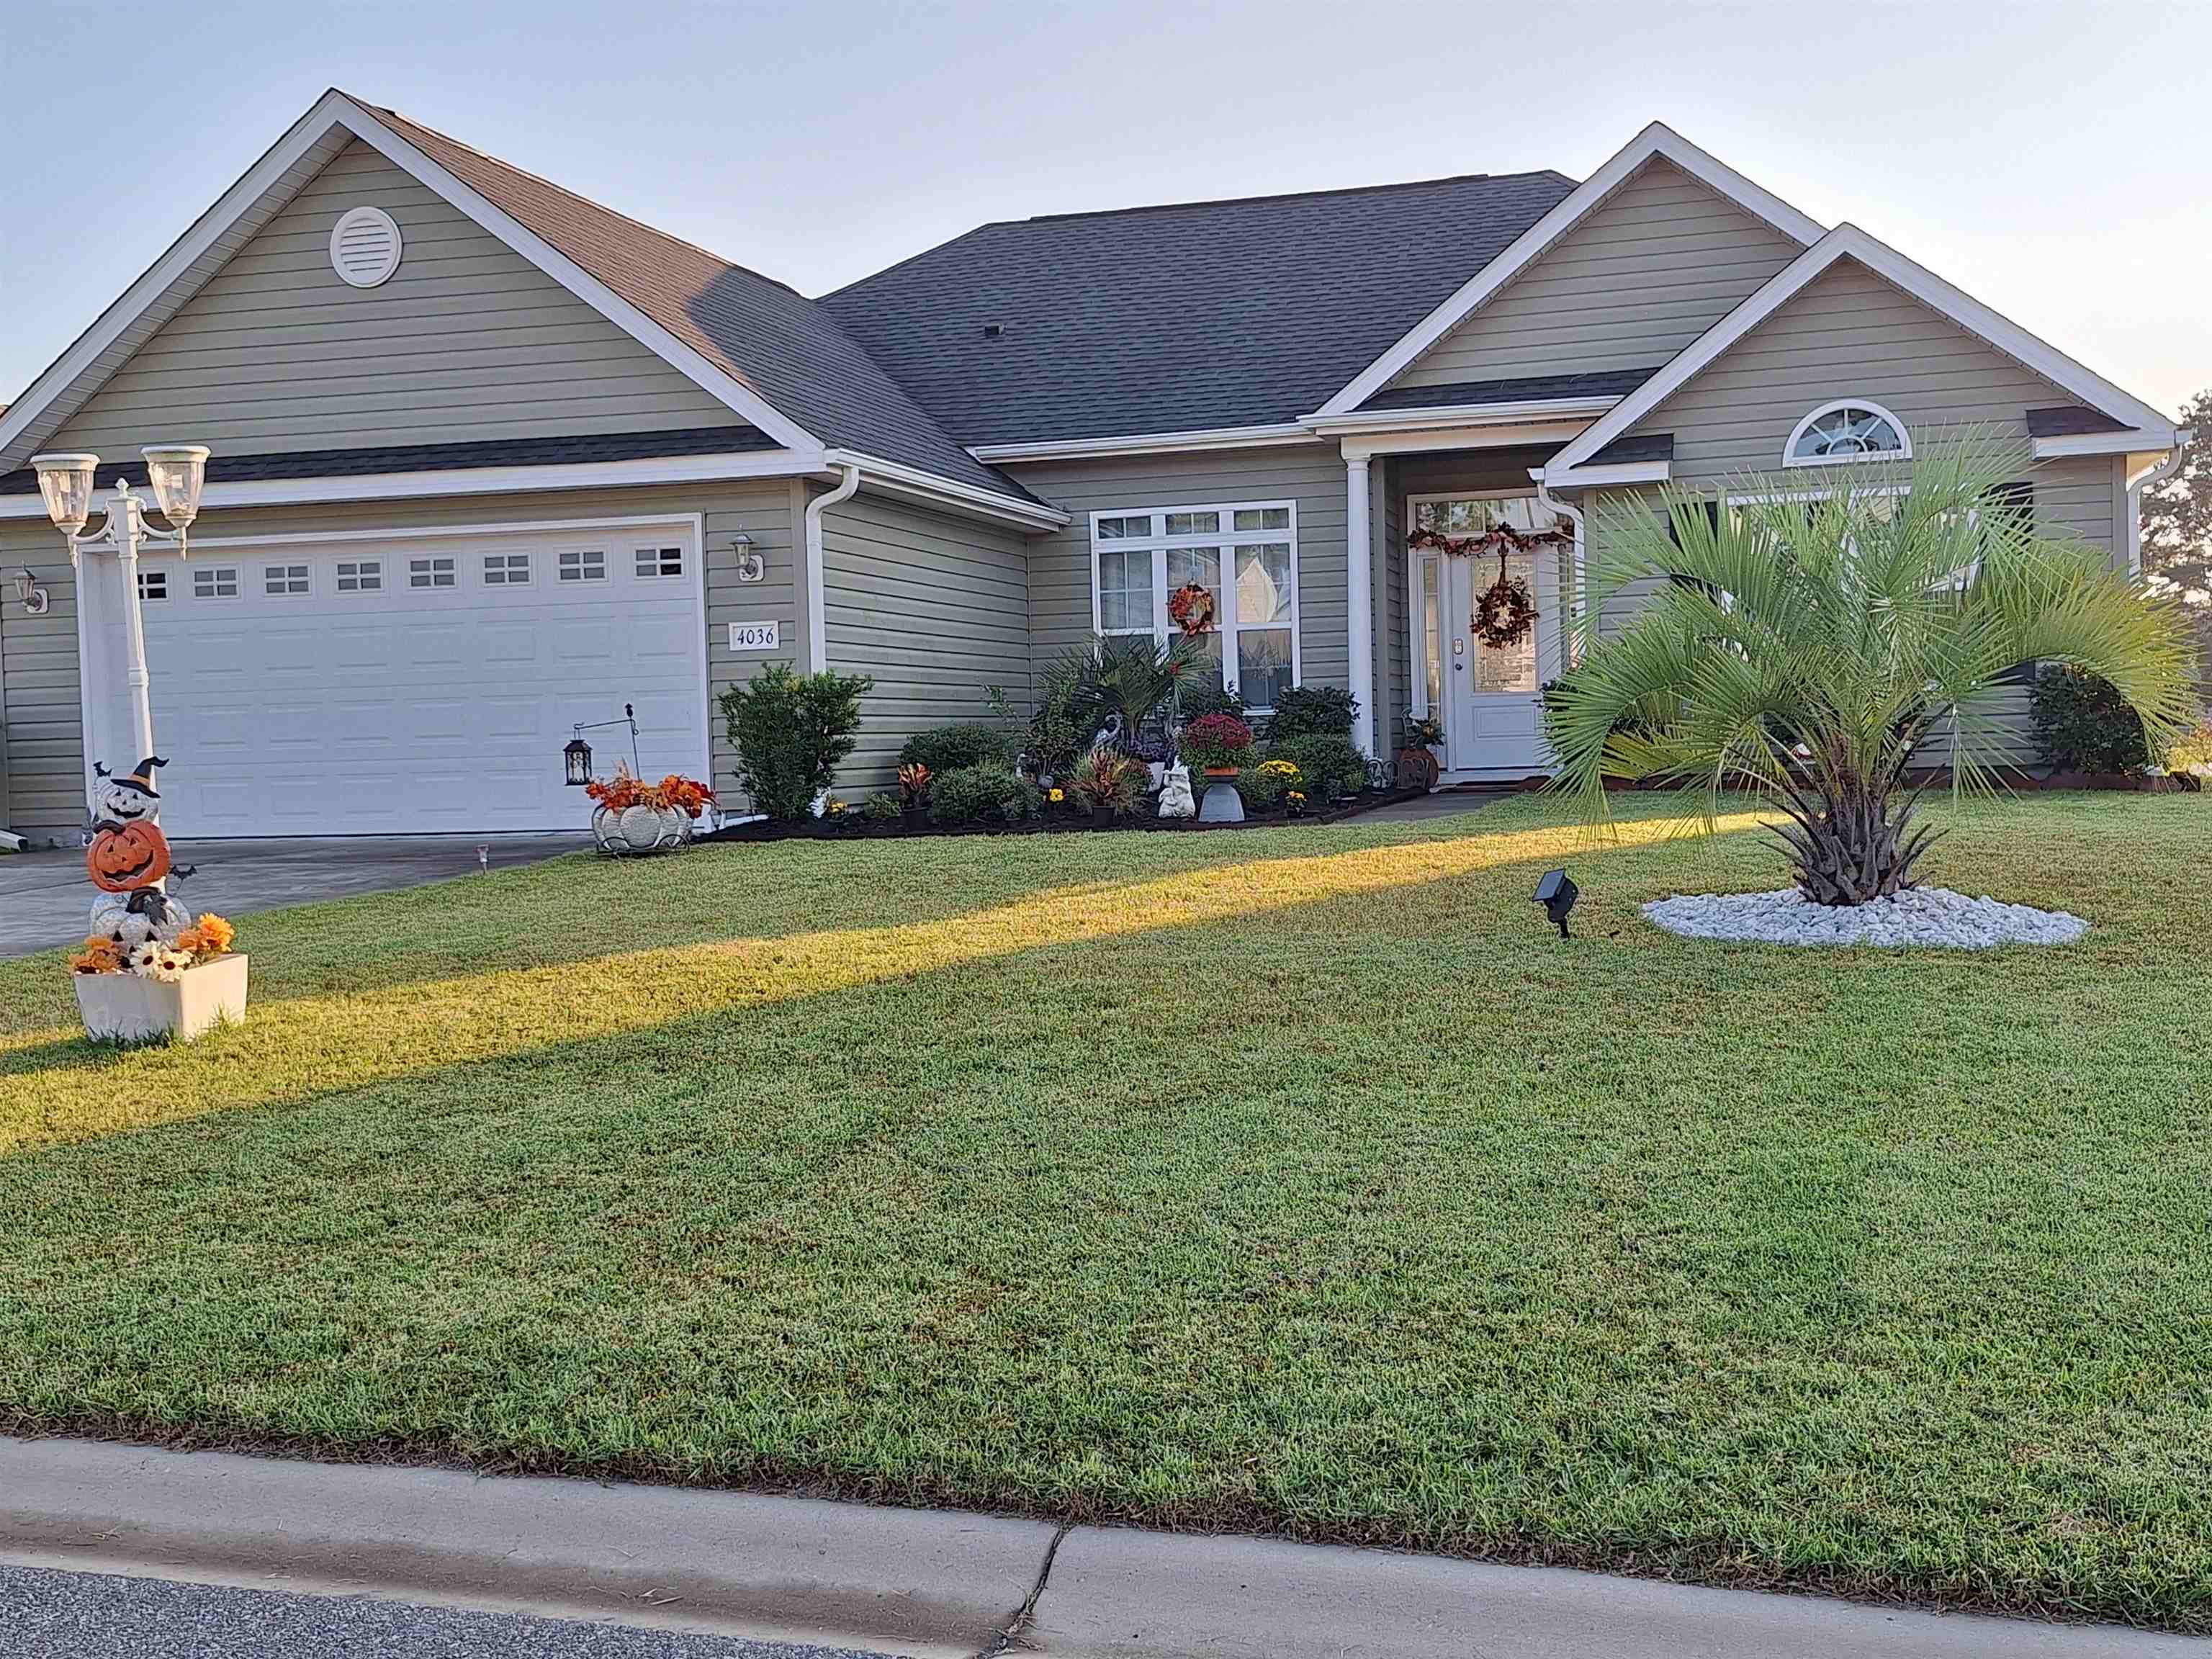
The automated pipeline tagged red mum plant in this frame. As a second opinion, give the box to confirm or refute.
[1179,712,1256,774]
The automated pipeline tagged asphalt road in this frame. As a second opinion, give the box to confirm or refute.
[0,1564,899,1659]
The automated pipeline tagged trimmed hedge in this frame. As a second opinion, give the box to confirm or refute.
[1267,734,1367,799]
[899,724,1014,776]
[927,763,1042,826]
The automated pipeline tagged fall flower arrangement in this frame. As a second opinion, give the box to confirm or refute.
[1179,713,1257,774]
[898,762,932,806]
[585,765,716,817]
[1257,758,1303,787]
[73,912,235,978]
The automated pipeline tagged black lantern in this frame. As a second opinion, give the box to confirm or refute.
[1533,868,1578,938]
[563,737,593,787]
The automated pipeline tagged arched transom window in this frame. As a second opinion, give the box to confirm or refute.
[1786,400,1911,466]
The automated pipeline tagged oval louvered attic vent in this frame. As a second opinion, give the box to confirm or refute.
[329,205,403,288]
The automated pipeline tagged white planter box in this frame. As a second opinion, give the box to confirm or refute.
[74,953,250,1044]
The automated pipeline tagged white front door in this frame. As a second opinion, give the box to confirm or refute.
[1410,493,1564,780]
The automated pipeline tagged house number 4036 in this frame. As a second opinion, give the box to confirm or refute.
[727,621,781,652]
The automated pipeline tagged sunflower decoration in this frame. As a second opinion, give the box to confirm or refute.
[125,939,163,978]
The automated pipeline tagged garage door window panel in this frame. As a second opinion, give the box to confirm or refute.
[336,559,382,593]
[636,545,684,578]
[264,564,309,596]
[410,557,456,590]
[484,552,531,586]
[194,566,239,600]
[559,549,606,582]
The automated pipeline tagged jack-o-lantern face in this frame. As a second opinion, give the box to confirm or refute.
[87,819,171,892]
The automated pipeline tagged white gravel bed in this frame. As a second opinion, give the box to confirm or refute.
[1642,886,2089,949]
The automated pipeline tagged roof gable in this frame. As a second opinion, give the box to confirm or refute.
[46,139,740,458]
[1316,123,1824,418]
[1376,156,1806,397]
[1546,223,2182,484]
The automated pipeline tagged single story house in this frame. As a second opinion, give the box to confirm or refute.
[0,91,2189,840]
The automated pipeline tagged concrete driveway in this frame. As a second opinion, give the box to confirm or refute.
[1,833,587,960]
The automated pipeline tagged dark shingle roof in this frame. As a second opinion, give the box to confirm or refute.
[0,427,773,497]
[819,171,1579,446]
[1588,432,1674,465]
[1358,368,1655,414]
[2025,405,2131,438]
[360,99,1034,502]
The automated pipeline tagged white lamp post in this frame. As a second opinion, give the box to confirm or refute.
[29,444,209,788]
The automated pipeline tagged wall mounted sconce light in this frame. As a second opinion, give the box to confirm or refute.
[13,568,48,616]
[731,531,765,584]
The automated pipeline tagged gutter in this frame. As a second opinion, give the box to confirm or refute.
[2126,428,2193,580]
[802,464,862,672]
[1532,469,1588,666]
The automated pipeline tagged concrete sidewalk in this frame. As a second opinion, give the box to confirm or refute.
[0,1436,2198,1659]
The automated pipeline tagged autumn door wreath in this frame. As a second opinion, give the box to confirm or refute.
[1408,519,1566,654]
[1472,549,1539,650]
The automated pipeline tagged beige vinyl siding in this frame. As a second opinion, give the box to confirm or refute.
[1575,250,2136,768]
[819,489,1030,790]
[0,480,798,841]
[1643,260,2093,489]
[0,518,83,836]
[1006,442,1352,699]
[47,140,739,458]
[1388,159,1805,392]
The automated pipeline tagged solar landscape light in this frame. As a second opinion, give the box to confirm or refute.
[1533,868,1578,938]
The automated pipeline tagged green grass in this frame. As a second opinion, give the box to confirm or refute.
[4,793,2210,1629]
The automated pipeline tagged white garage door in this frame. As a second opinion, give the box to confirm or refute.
[135,520,709,837]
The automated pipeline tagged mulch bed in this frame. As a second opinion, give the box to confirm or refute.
[701,787,1429,842]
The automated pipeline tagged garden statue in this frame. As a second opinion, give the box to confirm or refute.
[84,757,192,948]
[1085,713,1125,757]
[1157,761,1197,819]
[69,753,248,1043]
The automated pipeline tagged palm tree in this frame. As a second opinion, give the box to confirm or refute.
[1545,436,2198,905]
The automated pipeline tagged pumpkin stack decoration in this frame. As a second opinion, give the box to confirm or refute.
[84,756,194,947]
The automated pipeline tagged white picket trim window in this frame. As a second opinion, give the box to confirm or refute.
[1087,500,1302,712]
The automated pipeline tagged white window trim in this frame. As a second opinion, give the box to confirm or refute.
[1784,399,1913,468]
[192,565,241,601]
[1086,499,1302,711]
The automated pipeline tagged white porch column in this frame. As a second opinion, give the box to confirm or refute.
[1344,452,1375,755]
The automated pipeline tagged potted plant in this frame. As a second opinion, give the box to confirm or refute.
[1398,715,1445,791]
[586,767,716,854]
[898,761,932,822]
[1069,748,1147,823]
[72,912,246,1043]
[1179,713,1256,823]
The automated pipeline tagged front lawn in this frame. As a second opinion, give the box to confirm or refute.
[4,793,2209,1629]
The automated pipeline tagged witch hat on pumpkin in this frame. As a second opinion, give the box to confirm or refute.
[95,756,168,800]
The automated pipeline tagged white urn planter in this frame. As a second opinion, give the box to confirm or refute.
[592,804,696,855]
[75,953,250,1044]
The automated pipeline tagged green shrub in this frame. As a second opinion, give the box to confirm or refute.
[899,724,1012,775]
[1269,733,1367,799]
[860,792,904,822]
[1264,685,1359,741]
[928,763,1041,826]
[720,665,873,820]
[2030,667,2150,773]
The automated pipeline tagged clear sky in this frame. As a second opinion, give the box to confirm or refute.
[3,0,2206,418]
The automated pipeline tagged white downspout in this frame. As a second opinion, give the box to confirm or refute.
[803,464,861,673]
[1533,469,1586,669]
[2127,430,2193,580]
